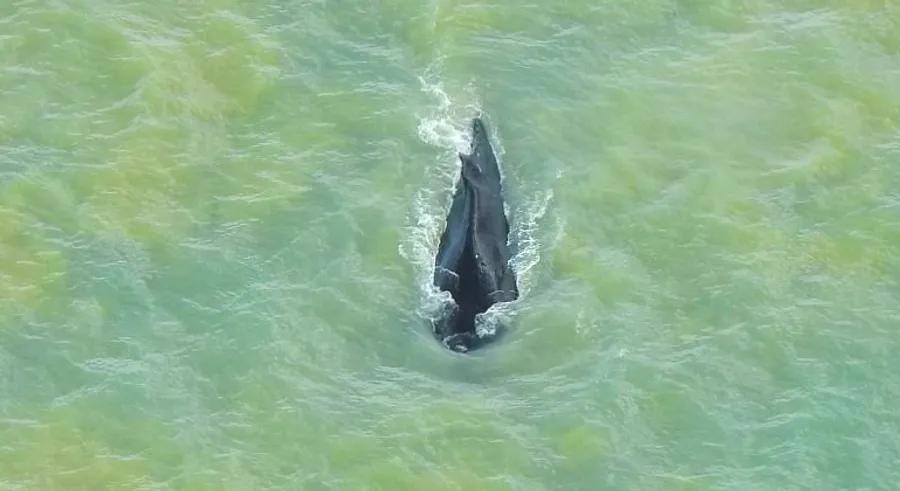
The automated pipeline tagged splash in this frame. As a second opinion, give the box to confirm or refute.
[399,75,472,328]
[401,72,555,341]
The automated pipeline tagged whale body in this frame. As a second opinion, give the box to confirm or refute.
[432,118,518,352]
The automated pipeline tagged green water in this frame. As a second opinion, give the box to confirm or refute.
[2,1,900,489]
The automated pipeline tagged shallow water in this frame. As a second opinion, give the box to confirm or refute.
[2,1,900,489]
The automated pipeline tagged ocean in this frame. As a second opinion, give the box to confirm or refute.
[1,1,899,489]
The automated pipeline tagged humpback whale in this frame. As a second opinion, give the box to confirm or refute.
[432,118,518,352]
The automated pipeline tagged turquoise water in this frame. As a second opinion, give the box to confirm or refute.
[2,1,900,489]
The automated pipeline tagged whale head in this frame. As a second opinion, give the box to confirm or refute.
[471,118,490,155]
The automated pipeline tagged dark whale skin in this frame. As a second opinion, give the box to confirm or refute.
[432,118,518,352]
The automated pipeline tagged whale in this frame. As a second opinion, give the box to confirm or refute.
[432,118,518,352]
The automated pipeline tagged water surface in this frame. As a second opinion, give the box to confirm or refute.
[2,1,900,489]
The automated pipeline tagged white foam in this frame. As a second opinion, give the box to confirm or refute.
[399,73,470,324]
[509,189,554,291]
